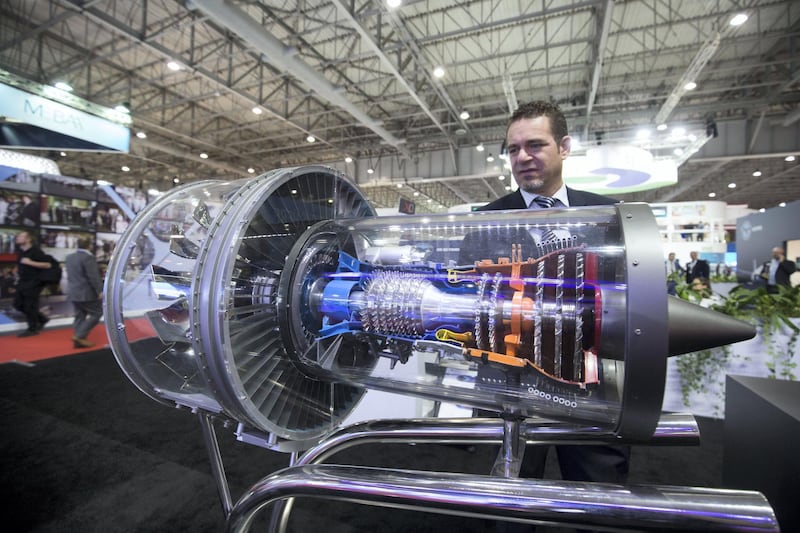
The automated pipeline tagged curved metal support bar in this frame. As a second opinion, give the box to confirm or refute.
[298,413,699,467]
[227,464,779,533]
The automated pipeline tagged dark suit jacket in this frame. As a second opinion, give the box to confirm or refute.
[460,187,617,264]
[761,259,797,287]
[65,249,103,302]
[479,188,616,210]
[776,259,797,287]
[686,259,710,284]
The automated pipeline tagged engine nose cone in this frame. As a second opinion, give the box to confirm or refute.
[667,296,756,356]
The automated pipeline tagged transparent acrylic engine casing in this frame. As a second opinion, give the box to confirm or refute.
[278,204,667,440]
[105,165,667,443]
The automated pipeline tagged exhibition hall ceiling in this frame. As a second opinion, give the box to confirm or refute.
[1,0,799,212]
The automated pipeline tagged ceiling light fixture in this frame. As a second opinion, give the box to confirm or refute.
[252,106,263,115]
[396,183,403,188]
[121,166,130,172]
[114,104,130,114]
[730,13,748,26]
[656,123,668,131]
[684,81,697,91]
[367,168,374,174]
[459,110,470,120]
[54,81,73,92]
[476,144,485,152]
[708,192,716,198]
[785,155,796,162]
[486,154,495,162]
[247,168,255,174]
[779,202,786,207]
[306,135,316,143]
[728,183,737,188]
[166,61,182,71]
[345,156,353,163]
[200,153,209,159]
[59,151,66,157]
[136,131,146,139]
[433,66,445,78]
[752,170,762,177]
[387,0,402,9]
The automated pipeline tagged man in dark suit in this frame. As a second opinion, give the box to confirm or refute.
[64,237,104,348]
[477,100,629,490]
[760,245,796,293]
[685,250,710,285]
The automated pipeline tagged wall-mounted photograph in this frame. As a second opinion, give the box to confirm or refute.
[39,194,95,229]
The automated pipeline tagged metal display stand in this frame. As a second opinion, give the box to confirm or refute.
[195,413,778,533]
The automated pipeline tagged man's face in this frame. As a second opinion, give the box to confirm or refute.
[15,233,29,247]
[668,253,675,261]
[772,247,784,260]
[506,116,570,196]
[690,251,698,261]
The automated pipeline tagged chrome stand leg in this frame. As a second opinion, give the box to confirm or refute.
[491,416,525,478]
[198,411,233,517]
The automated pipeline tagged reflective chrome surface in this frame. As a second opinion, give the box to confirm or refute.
[297,413,701,467]
[228,464,778,533]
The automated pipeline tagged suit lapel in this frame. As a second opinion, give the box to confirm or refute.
[567,187,587,207]
[508,190,527,209]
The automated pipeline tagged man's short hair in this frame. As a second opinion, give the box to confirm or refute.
[507,100,569,141]
[78,237,93,250]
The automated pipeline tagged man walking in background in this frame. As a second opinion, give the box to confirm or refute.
[14,230,51,337]
[64,237,104,348]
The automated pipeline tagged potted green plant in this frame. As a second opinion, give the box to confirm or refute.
[674,282,800,413]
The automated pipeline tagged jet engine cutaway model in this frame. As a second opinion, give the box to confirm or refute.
[277,220,627,431]
[105,166,755,447]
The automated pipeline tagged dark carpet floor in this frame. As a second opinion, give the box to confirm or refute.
[0,349,726,533]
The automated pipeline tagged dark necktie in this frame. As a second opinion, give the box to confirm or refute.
[532,196,559,244]
[532,196,557,209]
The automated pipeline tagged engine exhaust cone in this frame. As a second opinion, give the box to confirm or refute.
[667,296,756,356]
